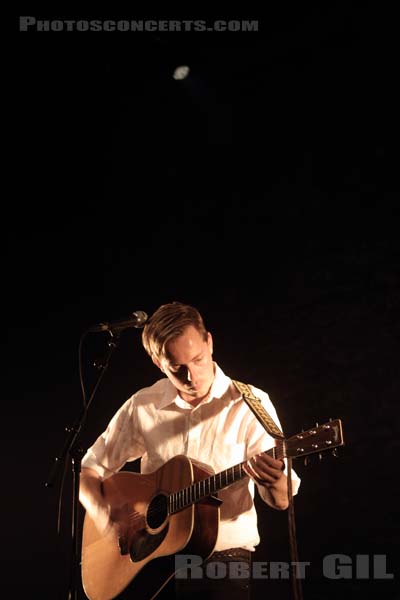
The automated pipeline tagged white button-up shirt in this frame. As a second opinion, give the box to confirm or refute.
[82,363,301,551]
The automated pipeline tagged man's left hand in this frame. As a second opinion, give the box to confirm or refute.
[243,452,285,487]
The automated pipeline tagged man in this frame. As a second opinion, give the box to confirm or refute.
[79,301,300,599]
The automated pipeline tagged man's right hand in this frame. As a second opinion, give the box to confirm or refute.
[79,467,114,535]
[91,502,114,536]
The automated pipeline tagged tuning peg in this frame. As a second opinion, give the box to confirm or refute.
[315,422,319,427]
[318,453,323,461]
[332,448,339,458]
[304,456,309,466]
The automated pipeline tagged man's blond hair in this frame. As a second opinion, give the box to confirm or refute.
[142,301,208,361]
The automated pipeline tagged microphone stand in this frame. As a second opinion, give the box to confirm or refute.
[45,330,122,600]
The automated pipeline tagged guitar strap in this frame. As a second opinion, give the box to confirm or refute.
[232,379,303,600]
[232,380,285,439]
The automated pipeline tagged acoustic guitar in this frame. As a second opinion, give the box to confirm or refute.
[81,419,344,600]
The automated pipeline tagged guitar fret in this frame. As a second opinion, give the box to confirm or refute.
[169,444,286,514]
[170,457,274,514]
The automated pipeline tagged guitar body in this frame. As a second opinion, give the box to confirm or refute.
[81,455,220,600]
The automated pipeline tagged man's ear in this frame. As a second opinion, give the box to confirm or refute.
[207,332,213,355]
[152,356,164,373]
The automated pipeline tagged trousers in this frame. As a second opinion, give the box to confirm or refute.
[174,547,252,600]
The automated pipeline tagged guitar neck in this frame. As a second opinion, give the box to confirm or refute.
[168,442,285,514]
[167,418,344,514]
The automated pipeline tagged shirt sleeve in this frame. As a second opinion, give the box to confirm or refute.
[81,395,146,480]
[244,386,301,506]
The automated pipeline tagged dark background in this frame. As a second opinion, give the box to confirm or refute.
[9,5,399,599]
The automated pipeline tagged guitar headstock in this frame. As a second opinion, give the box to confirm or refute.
[285,419,344,460]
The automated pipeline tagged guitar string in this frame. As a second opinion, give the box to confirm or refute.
[133,425,339,522]
[167,453,275,515]
[146,433,336,519]
[144,444,287,520]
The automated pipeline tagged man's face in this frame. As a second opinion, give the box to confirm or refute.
[156,325,215,403]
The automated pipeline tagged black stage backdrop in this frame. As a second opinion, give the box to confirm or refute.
[8,5,399,600]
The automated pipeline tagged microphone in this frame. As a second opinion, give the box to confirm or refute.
[88,310,148,333]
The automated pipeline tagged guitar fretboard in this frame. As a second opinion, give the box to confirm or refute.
[168,441,285,514]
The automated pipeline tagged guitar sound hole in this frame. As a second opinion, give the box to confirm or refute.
[147,494,168,529]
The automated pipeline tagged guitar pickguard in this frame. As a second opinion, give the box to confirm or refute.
[130,524,169,562]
